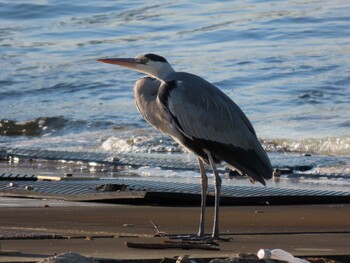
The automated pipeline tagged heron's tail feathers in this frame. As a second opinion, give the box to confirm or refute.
[226,163,269,186]
[222,145,273,186]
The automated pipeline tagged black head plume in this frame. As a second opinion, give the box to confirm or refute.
[143,54,168,63]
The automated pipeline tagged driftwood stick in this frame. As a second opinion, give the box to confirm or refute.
[125,241,220,251]
[165,239,220,246]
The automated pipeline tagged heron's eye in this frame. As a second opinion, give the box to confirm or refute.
[143,57,150,64]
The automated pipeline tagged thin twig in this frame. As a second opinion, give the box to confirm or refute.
[150,220,168,237]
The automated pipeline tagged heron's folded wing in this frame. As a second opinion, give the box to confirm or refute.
[158,73,272,182]
[161,74,257,150]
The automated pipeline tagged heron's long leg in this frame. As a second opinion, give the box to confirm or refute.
[207,152,221,239]
[197,157,208,237]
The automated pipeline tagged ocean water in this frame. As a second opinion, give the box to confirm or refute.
[0,0,350,186]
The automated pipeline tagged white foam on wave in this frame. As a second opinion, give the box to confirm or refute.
[263,136,350,156]
[100,129,182,154]
[101,136,139,152]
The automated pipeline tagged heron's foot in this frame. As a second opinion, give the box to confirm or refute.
[211,236,233,242]
[192,235,232,243]
[167,234,215,242]
[168,234,232,243]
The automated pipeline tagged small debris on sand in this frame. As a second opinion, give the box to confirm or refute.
[38,252,99,263]
[95,183,128,192]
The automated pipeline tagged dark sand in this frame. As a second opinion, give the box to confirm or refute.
[0,199,349,262]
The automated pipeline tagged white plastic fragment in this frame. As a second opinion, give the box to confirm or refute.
[257,248,310,263]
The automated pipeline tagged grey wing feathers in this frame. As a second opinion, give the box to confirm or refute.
[166,73,257,148]
[159,72,272,182]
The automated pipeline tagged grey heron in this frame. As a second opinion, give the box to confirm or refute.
[97,53,273,239]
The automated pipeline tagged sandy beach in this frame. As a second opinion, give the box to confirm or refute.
[0,197,349,262]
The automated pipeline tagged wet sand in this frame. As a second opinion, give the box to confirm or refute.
[0,198,349,262]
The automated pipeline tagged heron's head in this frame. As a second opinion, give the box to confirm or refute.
[97,53,175,80]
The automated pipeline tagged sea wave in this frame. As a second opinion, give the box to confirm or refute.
[1,117,348,156]
[0,117,69,136]
[263,136,350,156]
[101,132,350,156]
[0,116,113,137]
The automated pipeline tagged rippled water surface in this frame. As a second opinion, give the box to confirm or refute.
[1,1,350,172]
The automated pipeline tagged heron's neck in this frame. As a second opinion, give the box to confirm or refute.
[151,63,175,81]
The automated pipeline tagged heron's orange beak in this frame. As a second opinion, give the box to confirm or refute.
[97,58,142,69]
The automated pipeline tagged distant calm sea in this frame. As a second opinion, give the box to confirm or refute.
[1,1,349,175]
